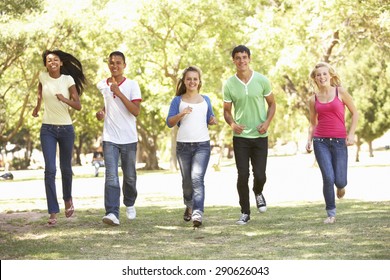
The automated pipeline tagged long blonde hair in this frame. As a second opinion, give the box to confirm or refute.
[309,62,341,91]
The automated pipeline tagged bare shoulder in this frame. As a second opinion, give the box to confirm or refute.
[308,93,316,104]
[338,86,352,100]
[338,86,347,94]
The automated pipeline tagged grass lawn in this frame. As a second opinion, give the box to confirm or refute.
[1,200,389,260]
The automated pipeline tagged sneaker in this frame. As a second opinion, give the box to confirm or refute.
[183,207,192,222]
[102,213,120,226]
[192,213,202,227]
[126,206,136,220]
[255,193,267,213]
[324,216,336,224]
[236,213,250,225]
[337,188,345,199]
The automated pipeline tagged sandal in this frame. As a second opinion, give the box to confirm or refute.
[48,218,57,225]
[65,198,74,218]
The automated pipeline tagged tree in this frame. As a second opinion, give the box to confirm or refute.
[343,46,390,160]
[126,0,255,170]
[1,0,389,170]
[0,0,44,144]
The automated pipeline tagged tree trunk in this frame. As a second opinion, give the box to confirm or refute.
[137,125,160,170]
[74,136,83,166]
[368,141,374,157]
[355,136,361,162]
[142,135,160,170]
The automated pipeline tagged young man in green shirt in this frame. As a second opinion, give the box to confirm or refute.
[223,45,276,225]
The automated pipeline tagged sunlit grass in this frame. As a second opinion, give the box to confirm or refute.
[0,200,389,260]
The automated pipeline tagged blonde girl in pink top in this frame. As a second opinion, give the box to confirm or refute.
[306,62,359,224]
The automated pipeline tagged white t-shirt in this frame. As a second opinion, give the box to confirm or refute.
[176,100,210,142]
[97,78,142,144]
[39,72,75,125]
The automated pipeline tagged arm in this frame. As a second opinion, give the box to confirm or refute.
[223,101,245,134]
[166,97,192,128]
[256,92,276,134]
[32,82,42,117]
[55,85,82,111]
[167,107,192,127]
[205,95,217,125]
[111,83,141,117]
[339,86,359,146]
[306,95,317,152]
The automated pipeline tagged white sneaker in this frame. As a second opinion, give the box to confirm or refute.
[102,213,120,226]
[324,216,336,224]
[126,206,136,220]
[192,212,203,227]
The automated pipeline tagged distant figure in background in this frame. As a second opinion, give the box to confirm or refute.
[92,145,104,177]
[0,142,16,180]
[32,49,86,226]
[166,66,217,227]
[96,51,142,226]
[306,62,358,224]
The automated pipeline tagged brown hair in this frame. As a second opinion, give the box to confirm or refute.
[175,66,202,96]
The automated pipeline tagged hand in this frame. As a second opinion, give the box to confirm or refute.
[208,116,217,125]
[306,141,312,153]
[110,76,119,98]
[256,122,269,134]
[32,107,39,117]
[232,123,245,134]
[55,93,65,102]
[96,110,105,121]
[182,106,192,115]
[346,134,355,146]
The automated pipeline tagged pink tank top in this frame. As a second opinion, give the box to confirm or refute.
[313,87,347,138]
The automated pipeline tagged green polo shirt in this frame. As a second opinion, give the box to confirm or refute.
[223,71,272,138]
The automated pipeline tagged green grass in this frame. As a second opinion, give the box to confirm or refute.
[1,200,389,260]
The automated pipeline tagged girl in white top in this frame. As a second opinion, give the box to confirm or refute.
[32,50,86,226]
[166,66,217,227]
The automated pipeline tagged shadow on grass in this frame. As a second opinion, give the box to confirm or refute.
[0,200,389,260]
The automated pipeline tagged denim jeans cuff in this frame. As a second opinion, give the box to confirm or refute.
[326,208,336,217]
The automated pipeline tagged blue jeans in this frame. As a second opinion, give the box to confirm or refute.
[103,141,137,218]
[233,136,268,215]
[40,124,75,214]
[313,137,348,217]
[176,141,211,217]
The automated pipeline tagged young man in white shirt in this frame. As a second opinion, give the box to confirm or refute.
[96,51,142,226]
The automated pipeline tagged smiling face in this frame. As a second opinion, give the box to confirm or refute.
[314,66,331,87]
[184,70,201,92]
[233,51,251,72]
[45,53,63,74]
[108,55,126,77]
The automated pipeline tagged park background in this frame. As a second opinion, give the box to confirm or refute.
[0,0,389,263]
[1,0,389,171]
